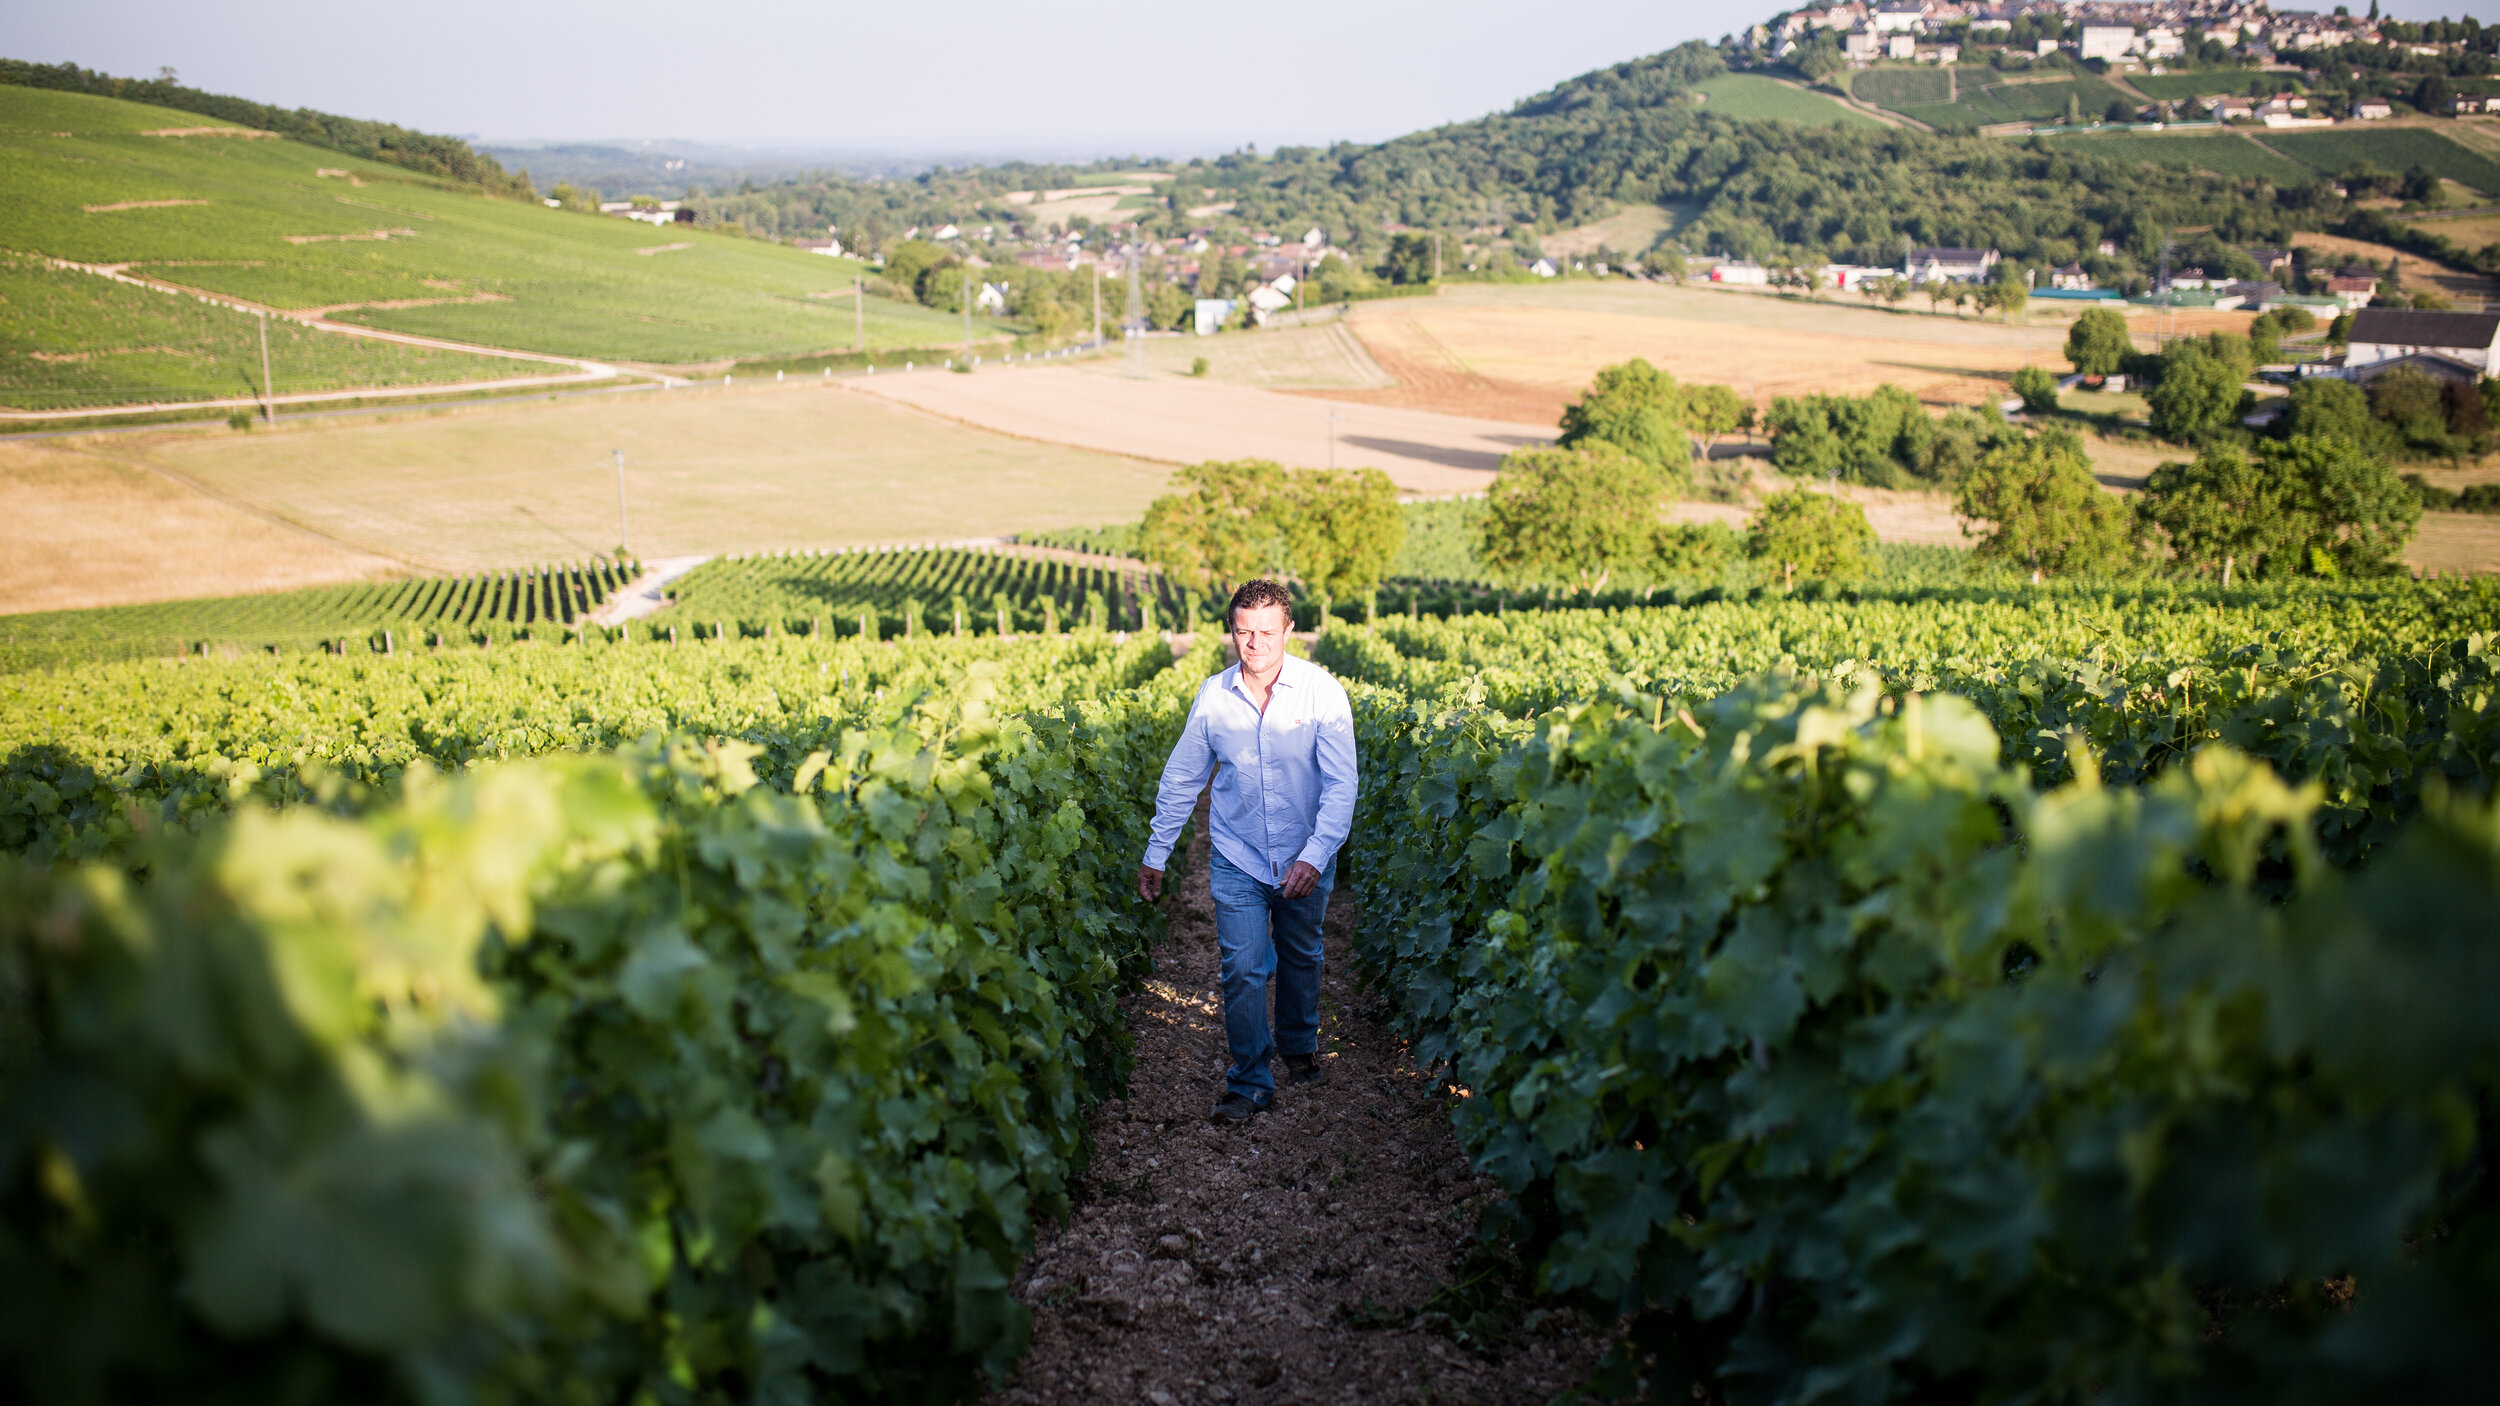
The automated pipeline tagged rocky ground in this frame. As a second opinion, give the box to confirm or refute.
[988,819,1605,1406]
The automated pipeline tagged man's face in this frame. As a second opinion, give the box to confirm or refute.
[1232,603,1290,673]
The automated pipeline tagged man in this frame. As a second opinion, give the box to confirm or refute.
[1137,579,1358,1124]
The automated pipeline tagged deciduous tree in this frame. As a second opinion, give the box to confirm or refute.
[1956,428,2142,579]
[2145,347,2247,443]
[1744,488,1875,590]
[2139,442,2313,583]
[2012,365,2061,415]
[2064,307,2133,377]
[1558,359,1696,489]
[1478,445,1671,594]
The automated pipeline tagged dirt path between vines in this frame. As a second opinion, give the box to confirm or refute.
[990,816,1603,1405]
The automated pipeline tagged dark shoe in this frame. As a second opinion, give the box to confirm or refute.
[1210,1092,1264,1124]
[1282,1053,1326,1086]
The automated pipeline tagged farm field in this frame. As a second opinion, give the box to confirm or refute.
[1848,66,1952,109]
[1895,69,2136,131]
[2265,125,2500,195]
[0,559,631,671]
[2120,72,2305,101]
[1316,280,2081,426]
[0,377,1176,609]
[2049,128,2313,182]
[1690,73,1882,126]
[844,360,1544,492]
[7,561,2497,1400]
[0,252,534,410]
[1121,319,1393,390]
[0,84,971,367]
[0,436,399,614]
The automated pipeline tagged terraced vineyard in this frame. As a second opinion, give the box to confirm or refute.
[0,559,634,670]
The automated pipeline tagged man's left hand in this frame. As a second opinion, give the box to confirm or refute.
[1278,860,1321,900]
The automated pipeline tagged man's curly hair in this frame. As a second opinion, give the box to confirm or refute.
[1227,579,1294,628]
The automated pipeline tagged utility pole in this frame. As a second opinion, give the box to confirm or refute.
[1433,231,1442,282]
[1092,264,1102,345]
[611,449,630,556]
[854,276,863,353]
[256,310,274,423]
[961,266,972,369]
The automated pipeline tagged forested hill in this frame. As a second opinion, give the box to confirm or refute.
[0,59,536,198]
[1197,42,2315,268]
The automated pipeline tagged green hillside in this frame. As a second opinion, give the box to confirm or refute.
[0,85,969,367]
[0,251,528,410]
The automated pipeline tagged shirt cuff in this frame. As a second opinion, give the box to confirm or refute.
[1142,844,1173,872]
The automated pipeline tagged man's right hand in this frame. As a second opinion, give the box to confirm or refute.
[1136,865,1164,903]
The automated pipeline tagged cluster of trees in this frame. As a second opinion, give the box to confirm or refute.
[1766,386,2031,490]
[1745,365,2425,584]
[1553,359,1751,491]
[1136,461,1404,610]
[1470,443,1879,596]
[2062,304,2500,461]
[0,59,538,198]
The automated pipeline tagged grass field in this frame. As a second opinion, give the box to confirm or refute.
[2051,129,2314,182]
[0,252,533,409]
[2402,211,2500,252]
[2262,126,2500,196]
[1850,67,1952,108]
[0,377,1179,599]
[1899,71,2135,131]
[1691,74,1882,127]
[0,84,973,366]
[1541,205,1677,259]
[2122,72,2298,101]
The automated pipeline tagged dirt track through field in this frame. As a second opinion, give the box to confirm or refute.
[991,816,1602,1406]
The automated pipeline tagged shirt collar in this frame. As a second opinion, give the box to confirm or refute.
[1226,655,1301,695]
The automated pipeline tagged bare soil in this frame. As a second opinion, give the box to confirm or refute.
[991,818,1604,1406]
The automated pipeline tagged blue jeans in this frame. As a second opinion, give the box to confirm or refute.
[1207,849,1334,1106]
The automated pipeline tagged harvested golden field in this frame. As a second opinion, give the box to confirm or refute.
[4,380,1179,609]
[1308,282,2085,426]
[846,361,1542,495]
[0,436,398,614]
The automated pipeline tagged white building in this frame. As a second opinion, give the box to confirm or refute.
[1846,30,1882,60]
[2079,25,2136,62]
[1887,33,1917,59]
[1708,260,1770,286]
[1870,2,1927,33]
[2345,309,2500,372]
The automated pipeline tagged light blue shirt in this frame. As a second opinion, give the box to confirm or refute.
[1143,654,1358,884]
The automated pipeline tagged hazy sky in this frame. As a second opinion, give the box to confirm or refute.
[6,0,2494,157]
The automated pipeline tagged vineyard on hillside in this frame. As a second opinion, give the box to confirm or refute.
[3,572,2499,1403]
[0,559,637,671]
